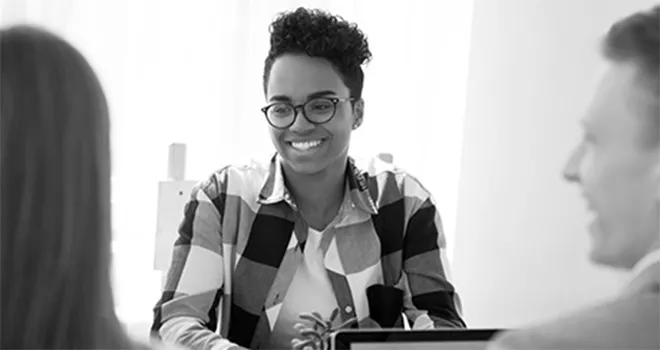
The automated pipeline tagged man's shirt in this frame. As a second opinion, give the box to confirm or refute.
[630,249,660,285]
[152,154,465,350]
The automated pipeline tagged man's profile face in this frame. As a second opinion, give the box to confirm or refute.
[265,54,361,175]
[563,62,660,269]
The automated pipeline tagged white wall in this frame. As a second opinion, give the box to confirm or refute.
[451,0,656,328]
[1,0,474,250]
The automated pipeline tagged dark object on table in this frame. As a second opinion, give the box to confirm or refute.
[366,284,403,328]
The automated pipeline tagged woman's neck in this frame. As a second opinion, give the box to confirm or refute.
[283,157,347,221]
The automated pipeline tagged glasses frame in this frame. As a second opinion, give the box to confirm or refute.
[261,97,354,129]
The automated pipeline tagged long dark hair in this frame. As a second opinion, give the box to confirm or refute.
[0,25,134,349]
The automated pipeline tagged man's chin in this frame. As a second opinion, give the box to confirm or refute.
[588,249,608,266]
[587,224,614,266]
[588,247,630,270]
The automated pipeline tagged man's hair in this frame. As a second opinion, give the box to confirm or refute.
[263,7,372,99]
[602,5,659,146]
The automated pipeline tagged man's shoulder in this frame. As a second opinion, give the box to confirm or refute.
[488,293,660,350]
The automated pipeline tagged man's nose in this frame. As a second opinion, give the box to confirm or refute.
[563,143,585,183]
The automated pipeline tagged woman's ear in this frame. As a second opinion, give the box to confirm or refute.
[352,99,364,130]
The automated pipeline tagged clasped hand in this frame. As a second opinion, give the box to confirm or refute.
[290,308,357,350]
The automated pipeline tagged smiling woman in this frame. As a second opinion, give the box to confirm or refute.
[265,54,362,177]
[150,7,466,350]
[3,0,476,338]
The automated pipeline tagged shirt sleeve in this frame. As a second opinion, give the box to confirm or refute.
[151,174,239,349]
[401,176,466,329]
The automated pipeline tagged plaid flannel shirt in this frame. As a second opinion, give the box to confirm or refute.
[152,154,465,349]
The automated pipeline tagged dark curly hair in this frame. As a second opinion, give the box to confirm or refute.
[602,5,659,146]
[263,7,372,99]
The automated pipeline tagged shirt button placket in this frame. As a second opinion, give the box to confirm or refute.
[344,305,353,314]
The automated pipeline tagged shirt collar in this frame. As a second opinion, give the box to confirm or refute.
[625,248,660,293]
[258,153,378,215]
[630,249,660,280]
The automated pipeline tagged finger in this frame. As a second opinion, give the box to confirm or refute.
[336,317,358,330]
[329,308,339,323]
[292,322,325,341]
[312,311,323,320]
[312,311,326,328]
[293,322,309,332]
[301,330,325,346]
[299,312,326,330]
[291,338,314,350]
[295,327,318,337]
[312,311,332,331]
[299,329,324,338]
[297,317,322,333]
[292,337,317,347]
[291,339,323,350]
[300,311,326,325]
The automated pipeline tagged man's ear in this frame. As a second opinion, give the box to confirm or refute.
[352,99,364,130]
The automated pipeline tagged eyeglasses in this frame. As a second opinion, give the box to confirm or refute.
[261,97,354,129]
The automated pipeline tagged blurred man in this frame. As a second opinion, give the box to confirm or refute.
[151,7,465,350]
[489,5,659,350]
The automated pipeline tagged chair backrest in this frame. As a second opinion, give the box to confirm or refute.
[377,153,394,164]
[153,180,197,276]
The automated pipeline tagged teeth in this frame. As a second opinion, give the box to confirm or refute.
[290,140,322,150]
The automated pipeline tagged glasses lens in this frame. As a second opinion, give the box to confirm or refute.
[267,103,294,127]
[304,98,335,123]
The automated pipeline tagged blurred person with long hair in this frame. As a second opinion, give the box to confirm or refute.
[0,25,148,349]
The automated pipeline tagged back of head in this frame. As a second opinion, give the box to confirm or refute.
[0,25,132,349]
[602,5,660,147]
[262,7,372,99]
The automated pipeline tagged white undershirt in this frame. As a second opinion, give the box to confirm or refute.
[266,228,338,349]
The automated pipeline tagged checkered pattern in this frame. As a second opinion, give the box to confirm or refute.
[152,154,465,349]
